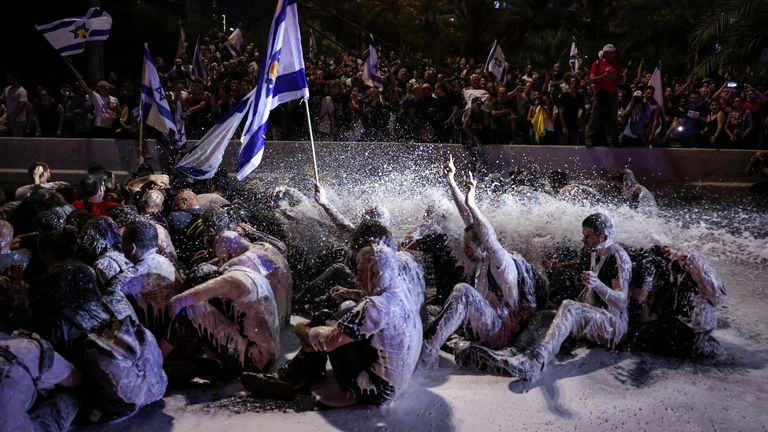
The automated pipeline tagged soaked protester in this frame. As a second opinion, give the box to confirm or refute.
[464,213,631,383]
[78,216,133,286]
[617,169,657,210]
[241,243,423,408]
[420,155,540,370]
[0,272,80,432]
[626,245,726,358]
[114,220,181,358]
[29,262,167,423]
[0,219,32,273]
[169,248,281,373]
[213,230,293,327]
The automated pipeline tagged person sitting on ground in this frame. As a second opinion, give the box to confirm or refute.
[115,220,180,357]
[78,216,133,286]
[241,243,423,408]
[0,219,32,274]
[139,189,169,228]
[72,175,121,217]
[30,261,167,422]
[0,272,80,432]
[419,154,541,371]
[111,205,177,266]
[469,213,631,383]
[168,189,205,266]
[14,162,70,201]
[625,245,726,358]
[168,248,281,374]
[212,230,293,327]
[548,170,600,202]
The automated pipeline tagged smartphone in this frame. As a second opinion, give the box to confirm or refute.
[726,81,738,88]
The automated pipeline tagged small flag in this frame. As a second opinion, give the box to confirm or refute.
[141,44,177,140]
[235,0,309,180]
[176,21,187,59]
[175,97,187,148]
[35,8,112,56]
[484,40,507,83]
[192,37,207,79]
[226,28,244,57]
[176,92,254,179]
[569,38,580,74]
[363,34,383,89]
[649,67,663,108]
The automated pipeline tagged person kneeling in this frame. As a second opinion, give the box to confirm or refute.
[241,244,423,408]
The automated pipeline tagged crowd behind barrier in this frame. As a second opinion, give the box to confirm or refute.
[2,30,767,150]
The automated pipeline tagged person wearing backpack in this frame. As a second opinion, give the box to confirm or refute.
[0,270,80,432]
[30,262,167,423]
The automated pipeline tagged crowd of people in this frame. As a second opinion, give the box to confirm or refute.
[2,31,766,149]
[0,150,729,429]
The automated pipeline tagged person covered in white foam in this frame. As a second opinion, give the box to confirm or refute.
[618,168,656,211]
[419,153,540,371]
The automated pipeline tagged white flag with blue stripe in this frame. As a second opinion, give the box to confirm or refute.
[569,39,580,74]
[235,0,309,180]
[363,34,383,89]
[226,28,244,57]
[141,44,177,140]
[192,37,207,79]
[484,40,507,83]
[175,91,255,179]
[35,8,112,56]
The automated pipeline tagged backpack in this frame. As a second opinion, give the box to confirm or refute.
[64,290,167,421]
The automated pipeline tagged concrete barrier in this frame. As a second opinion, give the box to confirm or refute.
[0,137,760,198]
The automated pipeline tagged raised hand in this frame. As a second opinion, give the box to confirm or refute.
[465,171,477,206]
[443,153,456,179]
[314,182,329,206]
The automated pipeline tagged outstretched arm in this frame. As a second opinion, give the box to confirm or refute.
[444,153,473,225]
[464,172,506,262]
[314,182,356,239]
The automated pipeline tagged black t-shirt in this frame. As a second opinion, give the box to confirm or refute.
[415,233,465,305]
[557,92,585,130]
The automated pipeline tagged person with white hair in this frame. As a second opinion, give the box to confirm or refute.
[462,212,631,383]
[585,43,623,147]
[240,243,423,407]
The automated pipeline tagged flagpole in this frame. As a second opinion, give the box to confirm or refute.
[303,98,320,184]
[138,43,146,161]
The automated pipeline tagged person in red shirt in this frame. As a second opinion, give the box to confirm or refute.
[586,44,623,147]
[72,175,121,216]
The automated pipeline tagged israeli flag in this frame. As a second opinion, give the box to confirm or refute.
[175,91,255,179]
[363,34,383,89]
[235,0,309,180]
[569,39,580,73]
[35,8,112,56]
[192,37,207,79]
[484,40,507,83]
[226,28,244,56]
[141,44,177,139]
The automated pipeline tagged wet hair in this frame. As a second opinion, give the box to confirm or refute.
[350,219,395,255]
[108,205,141,228]
[187,263,223,286]
[362,205,391,227]
[79,216,122,264]
[202,205,231,237]
[139,189,165,214]
[463,224,481,245]
[39,261,100,311]
[27,162,49,180]
[356,243,399,295]
[80,175,102,198]
[549,170,570,189]
[582,212,616,239]
[34,210,65,233]
[65,210,93,233]
[122,219,158,252]
[0,277,28,332]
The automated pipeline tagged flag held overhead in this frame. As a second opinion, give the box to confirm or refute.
[141,44,177,140]
[484,40,507,83]
[35,7,112,56]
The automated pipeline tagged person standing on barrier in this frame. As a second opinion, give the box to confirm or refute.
[585,44,623,147]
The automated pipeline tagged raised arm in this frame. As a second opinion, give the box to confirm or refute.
[169,273,246,316]
[464,172,507,262]
[443,153,473,225]
[314,182,356,239]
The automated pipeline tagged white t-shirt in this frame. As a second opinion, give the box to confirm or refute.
[2,85,28,122]
[89,91,120,128]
